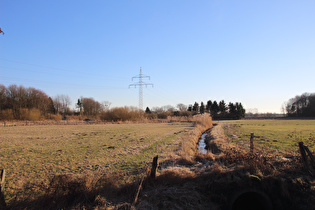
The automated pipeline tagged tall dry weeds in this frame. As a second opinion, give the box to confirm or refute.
[179,114,213,160]
[140,122,315,210]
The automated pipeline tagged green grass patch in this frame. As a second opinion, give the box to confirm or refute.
[222,119,315,153]
[0,122,193,201]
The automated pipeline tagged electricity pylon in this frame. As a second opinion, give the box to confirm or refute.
[129,67,153,110]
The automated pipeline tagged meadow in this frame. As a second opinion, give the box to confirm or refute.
[222,119,315,153]
[0,122,195,202]
[3,117,314,209]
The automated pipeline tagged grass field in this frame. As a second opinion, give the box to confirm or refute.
[0,122,194,201]
[222,119,315,153]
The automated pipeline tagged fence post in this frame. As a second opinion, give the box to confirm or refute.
[250,133,254,153]
[304,145,315,166]
[150,155,158,179]
[299,142,311,174]
[0,169,6,207]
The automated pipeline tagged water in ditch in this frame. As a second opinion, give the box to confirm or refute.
[198,133,208,154]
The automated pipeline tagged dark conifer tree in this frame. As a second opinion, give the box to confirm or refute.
[188,104,193,112]
[218,100,227,117]
[228,102,236,119]
[192,102,199,113]
[206,100,212,113]
[145,107,151,114]
[200,102,205,114]
[210,101,219,117]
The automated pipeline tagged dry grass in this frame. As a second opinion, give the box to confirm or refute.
[1,114,213,209]
[137,123,315,210]
[0,122,194,205]
[222,119,315,152]
[5,116,315,209]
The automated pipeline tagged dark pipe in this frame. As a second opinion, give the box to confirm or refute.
[230,190,273,210]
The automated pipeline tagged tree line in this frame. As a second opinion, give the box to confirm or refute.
[0,84,54,120]
[0,84,165,121]
[0,84,112,121]
[187,100,245,120]
[285,92,315,117]
[0,84,246,121]
[144,100,246,120]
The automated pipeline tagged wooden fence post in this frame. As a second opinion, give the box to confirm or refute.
[0,169,6,207]
[299,142,311,173]
[250,133,254,153]
[150,155,158,179]
[304,145,315,166]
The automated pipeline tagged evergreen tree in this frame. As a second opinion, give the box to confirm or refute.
[228,102,236,118]
[235,102,245,119]
[76,99,83,115]
[187,104,193,112]
[192,102,199,113]
[145,107,151,114]
[210,101,219,117]
[206,100,212,113]
[218,100,227,116]
[200,102,205,114]
[189,99,246,120]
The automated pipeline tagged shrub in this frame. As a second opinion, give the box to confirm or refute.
[145,112,158,120]
[0,109,14,120]
[100,106,144,122]
[28,108,42,121]
[157,112,168,119]
[20,108,42,121]
[50,113,63,121]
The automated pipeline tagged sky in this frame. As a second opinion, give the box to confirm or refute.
[0,0,314,113]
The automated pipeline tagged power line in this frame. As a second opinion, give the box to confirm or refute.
[0,58,126,80]
[129,67,153,110]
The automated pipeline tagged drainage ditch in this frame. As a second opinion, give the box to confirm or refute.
[197,132,208,154]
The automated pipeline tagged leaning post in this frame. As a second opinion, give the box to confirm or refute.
[299,142,311,173]
[0,169,6,207]
[304,145,315,166]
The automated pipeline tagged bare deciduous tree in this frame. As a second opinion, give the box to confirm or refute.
[162,105,175,112]
[177,103,187,111]
[80,97,103,116]
[0,84,52,120]
[102,101,111,111]
[54,94,71,116]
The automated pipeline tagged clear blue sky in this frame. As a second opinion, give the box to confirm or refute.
[1,0,314,113]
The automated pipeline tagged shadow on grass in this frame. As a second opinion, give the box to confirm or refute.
[6,151,315,210]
